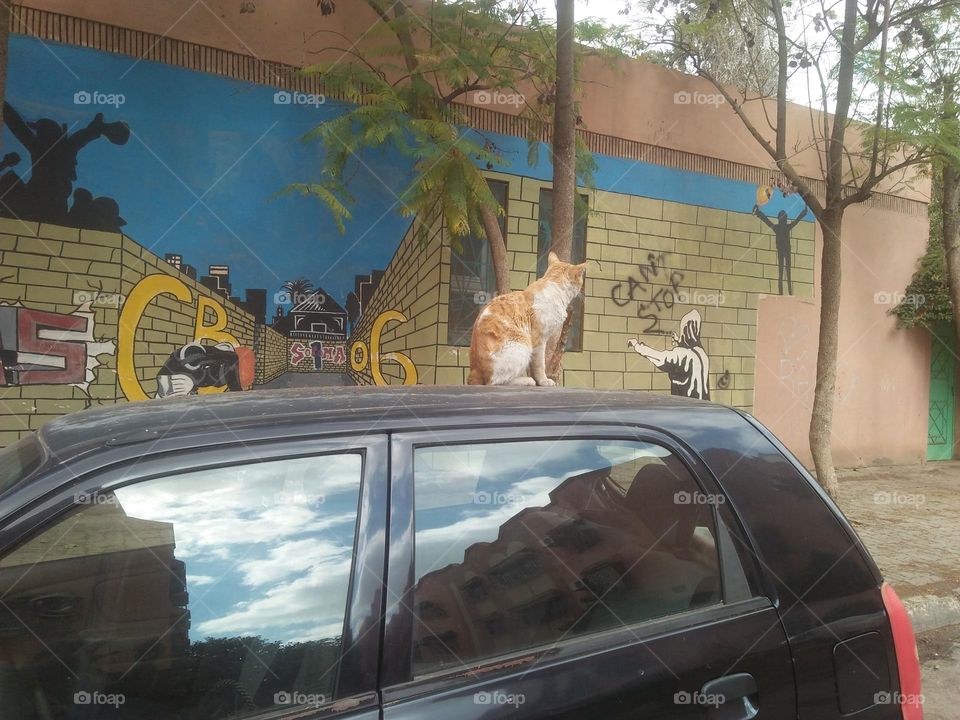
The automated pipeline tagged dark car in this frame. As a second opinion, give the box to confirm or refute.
[0,387,922,720]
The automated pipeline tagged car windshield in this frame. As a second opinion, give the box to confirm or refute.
[0,435,45,496]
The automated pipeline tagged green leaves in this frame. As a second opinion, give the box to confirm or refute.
[291,0,618,248]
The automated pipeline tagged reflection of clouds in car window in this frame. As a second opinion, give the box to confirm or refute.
[414,440,645,579]
[112,454,361,643]
[196,559,352,642]
[595,441,667,466]
[187,573,217,586]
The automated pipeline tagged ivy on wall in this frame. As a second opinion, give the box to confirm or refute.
[893,167,952,329]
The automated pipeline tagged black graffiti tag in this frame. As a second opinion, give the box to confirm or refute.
[610,252,685,335]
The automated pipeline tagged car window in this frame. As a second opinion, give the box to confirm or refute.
[411,438,722,676]
[0,434,44,495]
[0,453,362,719]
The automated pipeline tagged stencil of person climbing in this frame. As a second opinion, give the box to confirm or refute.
[753,202,808,295]
[0,102,129,231]
[627,308,711,400]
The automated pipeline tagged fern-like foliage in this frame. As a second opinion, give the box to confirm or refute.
[293,1,623,248]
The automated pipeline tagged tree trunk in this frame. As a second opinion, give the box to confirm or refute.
[942,160,960,347]
[809,208,843,499]
[941,80,960,356]
[0,1,9,136]
[549,0,576,262]
[546,0,576,382]
[479,203,510,296]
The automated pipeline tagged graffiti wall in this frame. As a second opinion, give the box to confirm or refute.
[0,24,816,445]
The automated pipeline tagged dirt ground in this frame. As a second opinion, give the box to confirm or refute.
[918,624,960,720]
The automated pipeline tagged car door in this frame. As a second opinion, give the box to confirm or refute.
[380,425,797,719]
[0,434,388,720]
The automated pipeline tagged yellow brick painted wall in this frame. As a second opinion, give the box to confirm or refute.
[286,337,349,374]
[255,325,287,384]
[0,220,258,445]
[342,172,814,409]
[348,204,445,385]
[0,219,124,445]
[119,237,256,398]
[475,173,813,408]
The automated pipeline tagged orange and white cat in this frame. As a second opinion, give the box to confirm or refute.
[467,252,587,386]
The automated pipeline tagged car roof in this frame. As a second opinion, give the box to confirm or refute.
[34,385,733,462]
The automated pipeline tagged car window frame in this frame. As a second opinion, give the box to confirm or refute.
[382,423,764,694]
[0,432,388,718]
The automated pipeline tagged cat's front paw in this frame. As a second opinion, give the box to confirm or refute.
[537,378,557,387]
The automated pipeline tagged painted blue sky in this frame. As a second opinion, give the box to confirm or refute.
[4,35,414,318]
[3,35,810,319]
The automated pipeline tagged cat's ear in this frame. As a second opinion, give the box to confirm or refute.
[578,262,588,273]
[547,251,560,267]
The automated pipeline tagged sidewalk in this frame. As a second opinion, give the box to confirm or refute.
[837,462,960,633]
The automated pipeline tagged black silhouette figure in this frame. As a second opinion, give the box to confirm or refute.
[155,342,251,398]
[0,103,130,231]
[753,203,808,295]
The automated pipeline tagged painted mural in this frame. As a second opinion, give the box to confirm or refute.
[0,26,816,446]
[628,309,710,400]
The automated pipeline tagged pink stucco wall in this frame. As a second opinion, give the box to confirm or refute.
[24,0,935,466]
[754,205,931,467]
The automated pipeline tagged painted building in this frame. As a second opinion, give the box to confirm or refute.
[0,2,941,467]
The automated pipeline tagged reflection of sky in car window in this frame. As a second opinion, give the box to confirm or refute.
[114,454,362,644]
[413,440,661,580]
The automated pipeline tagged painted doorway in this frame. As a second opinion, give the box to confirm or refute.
[928,324,956,460]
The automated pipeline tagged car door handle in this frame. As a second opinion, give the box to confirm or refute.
[700,673,759,720]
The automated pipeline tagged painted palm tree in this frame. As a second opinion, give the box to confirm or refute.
[280,277,314,305]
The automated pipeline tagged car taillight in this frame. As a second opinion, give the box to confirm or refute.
[881,582,923,720]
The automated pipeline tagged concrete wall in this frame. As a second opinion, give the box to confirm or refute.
[21,0,923,201]
[754,204,931,466]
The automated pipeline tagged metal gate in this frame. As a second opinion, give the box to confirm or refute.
[927,325,956,461]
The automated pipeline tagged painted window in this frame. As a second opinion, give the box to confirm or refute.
[411,439,722,676]
[537,189,587,351]
[0,454,363,716]
[446,180,509,347]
